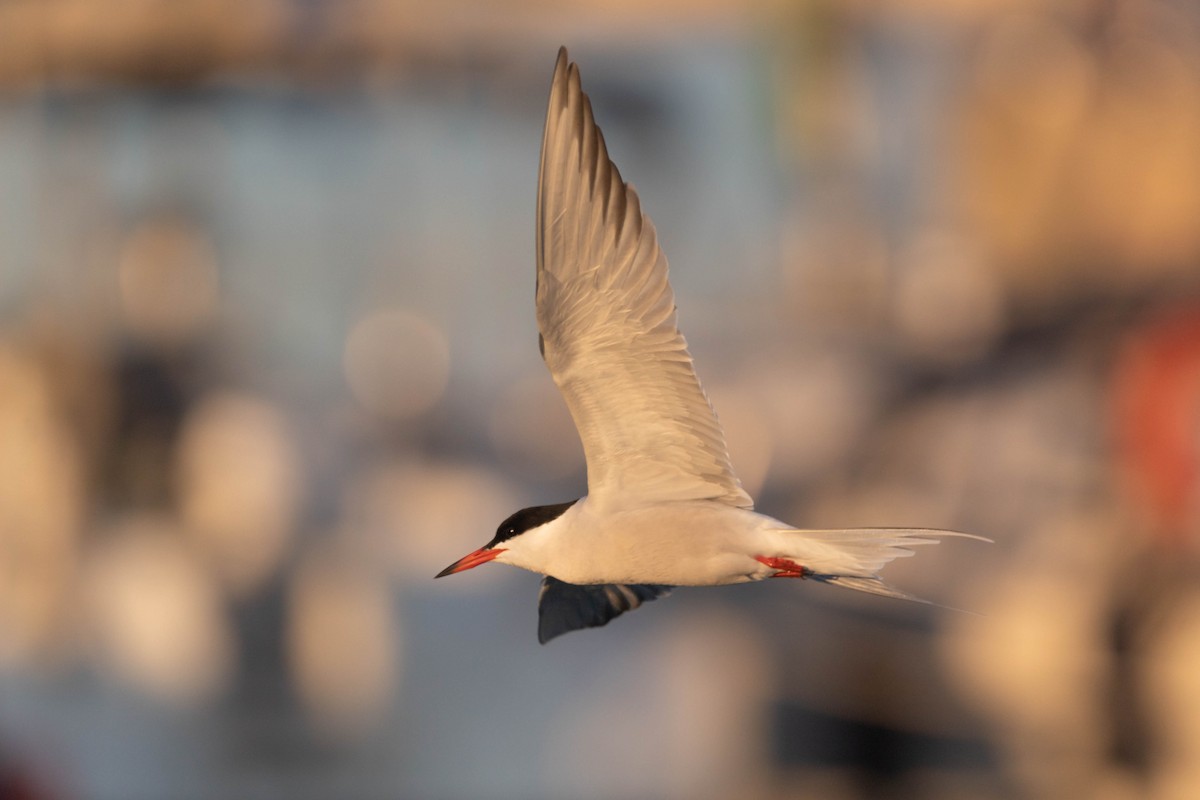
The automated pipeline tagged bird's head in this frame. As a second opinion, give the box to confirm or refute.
[435,500,577,578]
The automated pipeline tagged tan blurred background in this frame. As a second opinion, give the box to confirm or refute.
[1,1,1199,798]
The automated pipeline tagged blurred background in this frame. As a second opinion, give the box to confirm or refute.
[1,0,1199,798]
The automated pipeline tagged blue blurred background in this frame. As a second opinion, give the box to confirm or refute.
[2,1,1200,798]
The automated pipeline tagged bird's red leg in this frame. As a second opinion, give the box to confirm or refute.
[755,555,812,579]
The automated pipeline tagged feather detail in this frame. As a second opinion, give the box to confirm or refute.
[536,47,752,512]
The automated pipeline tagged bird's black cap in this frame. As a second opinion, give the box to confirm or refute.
[488,500,577,548]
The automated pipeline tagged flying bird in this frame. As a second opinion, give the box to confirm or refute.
[437,47,984,643]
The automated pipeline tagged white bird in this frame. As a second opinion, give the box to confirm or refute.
[437,47,985,643]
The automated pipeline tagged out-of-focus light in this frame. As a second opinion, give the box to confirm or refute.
[804,480,955,535]
[0,345,83,666]
[487,372,582,481]
[781,213,890,323]
[1144,591,1200,798]
[542,609,772,799]
[343,309,450,420]
[741,351,881,488]
[1075,33,1200,275]
[83,514,234,705]
[342,459,518,586]
[286,543,398,739]
[705,383,772,501]
[872,0,1013,18]
[117,216,219,345]
[941,512,1114,791]
[892,229,1004,366]
[176,391,301,597]
[1111,308,1200,540]
[960,13,1094,279]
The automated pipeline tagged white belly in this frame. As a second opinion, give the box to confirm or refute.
[501,498,784,586]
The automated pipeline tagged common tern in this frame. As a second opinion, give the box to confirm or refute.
[438,47,984,643]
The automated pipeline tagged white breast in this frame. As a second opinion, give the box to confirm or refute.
[500,498,777,586]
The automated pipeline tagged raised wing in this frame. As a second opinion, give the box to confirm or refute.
[536,47,752,511]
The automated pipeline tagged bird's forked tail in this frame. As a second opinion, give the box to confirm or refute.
[765,527,990,608]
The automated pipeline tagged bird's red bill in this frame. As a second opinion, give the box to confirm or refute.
[435,547,505,578]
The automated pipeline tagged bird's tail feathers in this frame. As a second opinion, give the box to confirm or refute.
[775,527,989,611]
[778,527,989,575]
[814,574,931,603]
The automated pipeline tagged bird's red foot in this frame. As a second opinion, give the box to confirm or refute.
[755,555,811,579]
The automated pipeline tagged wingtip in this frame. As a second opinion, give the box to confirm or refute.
[554,46,570,81]
[545,47,579,128]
